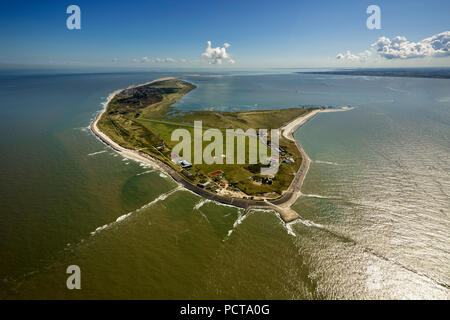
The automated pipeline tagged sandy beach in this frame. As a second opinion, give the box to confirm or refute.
[282,106,353,141]
[271,106,354,214]
[90,77,181,185]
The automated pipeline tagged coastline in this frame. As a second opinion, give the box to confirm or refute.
[91,78,178,181]
[277,106,353,210]
[90,77,352,222]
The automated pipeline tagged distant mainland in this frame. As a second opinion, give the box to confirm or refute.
[298,67,450,79]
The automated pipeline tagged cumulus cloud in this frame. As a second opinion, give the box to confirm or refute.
[336,31,449,62]
[371,31,449,59]
[202,41,235,64]
[336,50,371,62]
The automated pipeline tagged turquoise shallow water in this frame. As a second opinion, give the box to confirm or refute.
[0,71,448,299]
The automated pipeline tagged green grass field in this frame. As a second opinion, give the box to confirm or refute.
[98,79,313,196]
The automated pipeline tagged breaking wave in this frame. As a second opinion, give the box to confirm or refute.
[272,210,297,237]
[315,160,342,166]
[136,170,155,176]
[225,209,249,239]
[193,199,211,210]
[75,126,91,133]
[301,193,328,199]
[88,150,107,157]
[90,187,180,236]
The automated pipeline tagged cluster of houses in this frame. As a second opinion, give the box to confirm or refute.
[257,133,295,165]
[197,170,225,189]
[171,153,192,168]
[171,153,227,192]
[169,140,297,195]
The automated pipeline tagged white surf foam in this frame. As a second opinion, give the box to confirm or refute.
[75,126,91,133]
[193,199,211,210]
[301,193,329,199]
[136,170,155,176]
[181,187,243,211]
[224,209,248,239]
[272,210,297,237]
[90,187,180,236]
[315,160,342,166]
[289,217,325,229]
[88,150,107,156]
[138,162,153,169]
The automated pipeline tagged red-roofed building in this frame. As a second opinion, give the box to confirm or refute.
[209,170,223,176]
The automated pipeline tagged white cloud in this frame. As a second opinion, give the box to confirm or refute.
[155,57,176,63]
[336,31,449,63]
[132,56,179,63]
[132,56,151,63]
[202,41,235,64]
[336,50,371,62]
[371,31,449,59]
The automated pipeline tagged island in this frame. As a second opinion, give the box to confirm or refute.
[91,77,349,222]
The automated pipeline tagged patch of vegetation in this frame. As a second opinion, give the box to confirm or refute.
[98,78,313,196]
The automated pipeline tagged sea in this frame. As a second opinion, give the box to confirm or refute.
[0,69,448,299]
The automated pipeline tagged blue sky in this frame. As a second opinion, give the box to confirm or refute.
[0,0,449,68]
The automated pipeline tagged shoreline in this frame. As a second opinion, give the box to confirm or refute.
[90,77,352,222]
[277,106,353,210]
[91,78,178,179]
